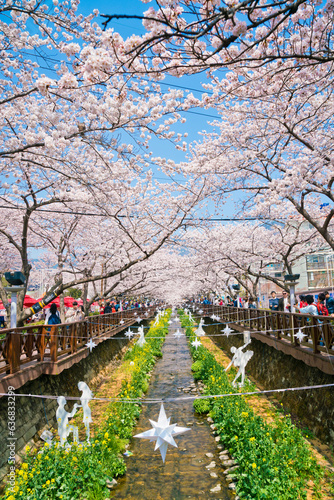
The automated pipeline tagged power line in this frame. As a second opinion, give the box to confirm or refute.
[0,205,282,222]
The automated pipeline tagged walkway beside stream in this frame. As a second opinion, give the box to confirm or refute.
[112,316,234,500]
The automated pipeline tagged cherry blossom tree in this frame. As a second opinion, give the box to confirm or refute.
[179,220,321,299]
[0,0,210,324]
[102,0,334,74]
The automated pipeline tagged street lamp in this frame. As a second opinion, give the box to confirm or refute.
[231,284,241,307]
[324,254,334,295]
[284,274,300,313]
[4,271,26,328]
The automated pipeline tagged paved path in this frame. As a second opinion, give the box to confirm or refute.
[112,317,233,500]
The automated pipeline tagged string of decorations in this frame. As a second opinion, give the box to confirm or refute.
[1,383,333,403]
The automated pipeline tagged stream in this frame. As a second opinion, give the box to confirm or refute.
[112,316,234,500]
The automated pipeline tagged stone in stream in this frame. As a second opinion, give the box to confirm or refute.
[210,424,217,430]
[217,444,223,450]
[210,472,218,478]
[215,436,220,442]
[106,479,117,489]
[205,453,214,458]
[210,484,221,493]
[226,474,238,483]
[207,417,214,423]
[222,459,237,467]
[228,483,237,490]
[205,461,216,469]
[224,465,239,474]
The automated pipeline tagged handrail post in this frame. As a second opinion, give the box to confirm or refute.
[8,330,21,374]
[50,326,58,362]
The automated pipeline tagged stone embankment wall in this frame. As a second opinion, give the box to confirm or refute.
[205,321,334,448]
[0,326,136,482]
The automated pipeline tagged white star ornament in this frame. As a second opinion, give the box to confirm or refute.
[134,404,190,463]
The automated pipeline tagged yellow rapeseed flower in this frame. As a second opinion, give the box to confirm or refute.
[251,463,257,469]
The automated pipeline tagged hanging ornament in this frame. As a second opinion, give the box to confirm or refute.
[78,381,93,443]
[173,329,184,339]
[191,338,202,350]
[136,326,146,347]
[295,328,307,343]
[85,338,97,353]
[222,325,233,337]
[225,342,253,387]
[195,318,206,337]
[125,328,133,340]
[134,403,190,463]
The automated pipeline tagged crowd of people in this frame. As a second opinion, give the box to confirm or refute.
[196,290,334,317]
[0,297,155,329]
[269,290,334,316]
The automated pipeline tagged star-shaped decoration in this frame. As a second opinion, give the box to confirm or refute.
[173,329,184,339]
[198,309,203,314]
[191,338,202,350]
[295,328,307,343]
[85,338,97,353]
[168,320,173,324]
[125,328,133,340]
[145,312,149,317]
[136,317,142,323]
[222,325,233,337]
[134,404,190,463]
[210,314,217,321]
[120,319,125,325]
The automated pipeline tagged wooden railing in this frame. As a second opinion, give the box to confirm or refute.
[0,307,155,375]
[194,305,334,356]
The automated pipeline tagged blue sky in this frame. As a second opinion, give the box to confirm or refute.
[76,0,232,218]
[78,0,221,165]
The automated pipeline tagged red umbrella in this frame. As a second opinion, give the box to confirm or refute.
[64,296,74,307]
[23,295,38,307]
[76,299,84,306]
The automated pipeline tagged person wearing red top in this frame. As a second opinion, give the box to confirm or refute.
[316,293,329,316]
[298,295,308,308]
[99,301,105,315]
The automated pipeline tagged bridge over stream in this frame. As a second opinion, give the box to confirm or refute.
[0,307,156,394]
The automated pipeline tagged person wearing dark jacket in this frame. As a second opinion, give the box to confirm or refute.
[104,302,112,314]
[325,291,334,315]
[278,291,290,312]
[48,303,61,325]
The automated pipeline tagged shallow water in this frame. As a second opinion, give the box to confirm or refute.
[112,318,233,500]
